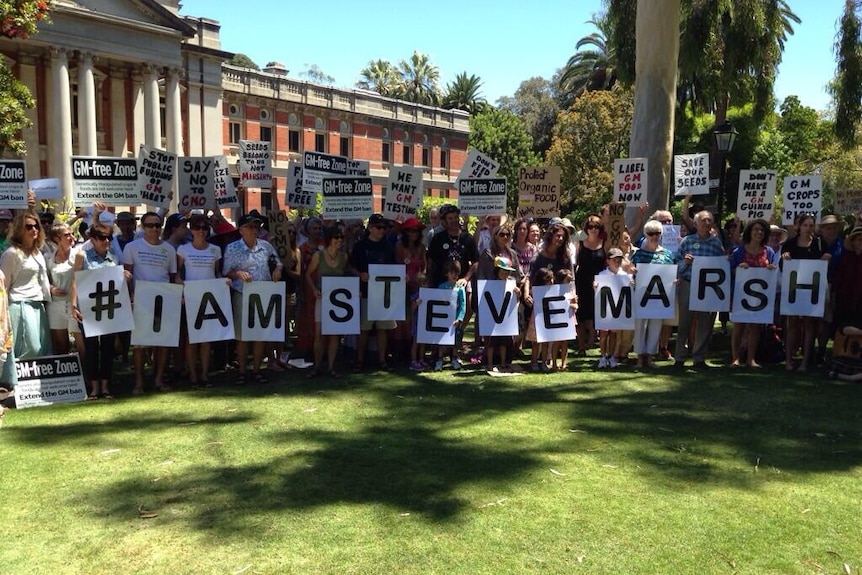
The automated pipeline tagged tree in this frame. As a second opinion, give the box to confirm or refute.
[228,53,259,70]
[441,72,487,114]
[397,51,441,106]
[558,16,617,107]
[831,0,862,148]
[497,76,561,157]
[356,59,401,98]
[546,87,634,220]
[468,108,541,213]
[0,0,50,156]
[301,64,335,85]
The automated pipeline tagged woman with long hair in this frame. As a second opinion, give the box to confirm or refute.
[395,217,426,357]
[270,220,301,370]
[295,217,323,359]
[46,222,83,355]
[511,218,537,352]
[305,226,348,378]
[575,214,607,354]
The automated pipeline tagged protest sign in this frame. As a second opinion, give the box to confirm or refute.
[240,281,286,342]
[29,177,62,201]
[0,160,27,208]
[736,169,777,221]
[780,259,828,317]
[14,354,87,409]
[321,276,360,336]
[782,175,822,225]
[178,156,214,210]
[71,156,139,205]
[457,178,507,216]
[383,166,424,221]
[531,284,577,343]
[606,202,626,249]
[690,256,731,312]
[135,145,176,209]
[614,158,648,205]
[267,210,292,263]
[182,279,234,344]
[594,274,634,330]
[347,159,370,176]
[74,266,134,337]
[633,264,677,319]
[834,189,862,216]
[131,281,183,347]
[321,176,374,219]
[213,155,240,209]
[477,279,519,337]
[730,267,777,324]
[517,166,561,219]
[416,287,459,345]
[239,140,272,188]
[457,149,500,181]
[303,151,349,195]
[661,225,681,254]
[368,264,406,321]
[674,153,709,196]
[286,161,313,208]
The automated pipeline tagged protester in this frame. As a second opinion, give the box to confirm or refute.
[295,216,323,359]
[272,219,301,370]
[816,214,844,365]
[223,213,282,384]
[305,226,348,378]
[46,222,80,355]
[550,268,577,371]
[485,256,519,372]
[0,209,13,253]
[595,247,631,368]
[434,259,465,371]
[575,214,607,354]
[0,267,13,396]
[394,217,426,357]
[833,225,862,332]
[511,218,537,354]
[630,221,675,369]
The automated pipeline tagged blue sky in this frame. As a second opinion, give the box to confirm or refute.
[178,0,839,113]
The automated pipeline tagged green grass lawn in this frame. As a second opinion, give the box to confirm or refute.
[1,353,860,574]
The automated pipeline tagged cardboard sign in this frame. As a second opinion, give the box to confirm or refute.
[131,281,183,347]
[135,145,176,209]
[782,175,822,225]
[689,256,731,312]
[74,266,134,337]
[286,161,313,208]
[531,284,577,343]
[834,189,862,216]
[13,354,87,409]
[321,276,361,336]
[182,278,235,344]
[416,287,459,345]
[303,151,349,195]
[0,159,27,208]
[29,177,62,200]
[267,210,292,262]
[178,156,215,211]
[517,166,561,219]
[321,176,374,219]
[240,282,286,342]
[614,158,648,205]
[239,140,272,188]
[368,264,406,321]
[477,279,519,337]
[213,155,240,209]
[457,149,500,181]
[347,160,370,176]
[606,202,626,249]
[736,169,777,221]
[633,264,677,320]
[594,273,634,330]
[71,156,139,205]
[730,267,777,324]
[674,153,709,196]
[780,259,828,317]
[383,166,424,221]
[457,178,507,216]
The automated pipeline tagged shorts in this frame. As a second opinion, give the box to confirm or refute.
[47,299,81,333]
[360,298,397,332]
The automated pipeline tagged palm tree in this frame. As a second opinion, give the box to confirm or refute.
[832,0,862,147]
[356,59,402,98]
[397,51,441,106]
[558,17,617,106]
[442,72,487,114]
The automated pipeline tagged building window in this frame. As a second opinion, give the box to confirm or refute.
[382,142,391,163]
[229,122,242,144]
[315,133,326,152]
[340,136,350,157]
[421,147,430,167]
[440,150,448,169]
[402,145,411,165]
[260,126,272,143]
[289,129,300,152]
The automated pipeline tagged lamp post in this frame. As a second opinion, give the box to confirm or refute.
[713,119,738,224]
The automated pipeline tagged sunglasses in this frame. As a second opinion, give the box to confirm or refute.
[497,232,511,238]
[93,234,113,241]
[288,230,297,235]
[586,224,602,230]
[143,222,162,229]
[191,225,209,231]
[646,231,662,237]
[25,223,39,230]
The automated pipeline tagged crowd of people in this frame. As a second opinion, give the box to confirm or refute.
[0,194,859,406]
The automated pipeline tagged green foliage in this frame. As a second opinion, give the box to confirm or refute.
[558,15,618,107]
[831,0,862,148]
[1,0,51,39]
[228,53,259,70]
[357,52,442,106]
[356,59,401,97]
[441,72,487,115]
[497,76,562,157]
[468,108,541,214]
[417,195,451,223]
[301,64,335,85]
[546,87,634,221]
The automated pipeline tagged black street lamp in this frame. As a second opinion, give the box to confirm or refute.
[713,119,738,223]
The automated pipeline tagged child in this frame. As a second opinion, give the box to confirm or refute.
[435,260,466,371]
[528,267,555,372]
[409,273,429,371]
[594,248,630,368]
[550,268,578,371]
[486,256,519,372]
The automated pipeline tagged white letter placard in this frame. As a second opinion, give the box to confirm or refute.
[241,281,286,342]
[183,279,234,344]
[690,256,731,312]
[780,259,828,317]
[321,276,360,336]
[477,279,519,337]
[368,264,406,321]
[595,274,634,330]
[131,281,183,347]
[416,287,458,345]
[532,284,576,343]
[634,264,677,320]
[75,266,134,337]
[731,267,777,324]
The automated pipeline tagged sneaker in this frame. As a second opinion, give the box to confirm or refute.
[608,356,619,368]
[451,358,463,370]
[530,362,540,372]
[539,362,552,373]
[597,356,609,369]
[434,359,443,372]
[409,361,424,371]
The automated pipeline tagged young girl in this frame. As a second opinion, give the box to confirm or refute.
[527,266,555,372]
[550,268,578,371]
[409,272,429,371]
[435,260,465,371]
[486,256,519,372]
[594,248,630,368]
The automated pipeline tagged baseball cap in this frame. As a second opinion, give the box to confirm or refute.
[98,211,117,226]
[116,211,136,223]
[237,213,263,227]
[607,247,624,259]
[368,213,388,227]
[494,256,517,272]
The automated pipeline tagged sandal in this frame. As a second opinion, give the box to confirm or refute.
[87,394,99,401]
[99,393,114,400]
[253,372,269,384]
[154,384,171,392]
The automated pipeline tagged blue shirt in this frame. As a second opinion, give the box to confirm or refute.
[438,281,466,321]
[222,238,280,292]
[674,233,725,281]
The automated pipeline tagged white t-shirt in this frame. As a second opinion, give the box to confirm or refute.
[177,243,221,281]
[123,238,177,282]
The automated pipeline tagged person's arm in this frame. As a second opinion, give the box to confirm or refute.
[269,244,283,281]
[681,195,694,230]
[287,248,301,280]
[306,252,321,298]
[69,251,85,323]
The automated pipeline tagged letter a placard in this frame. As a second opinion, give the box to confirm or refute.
[182,278,234,344]
[74,266,134,337]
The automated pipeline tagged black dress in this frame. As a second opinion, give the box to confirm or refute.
[575,241,606,322]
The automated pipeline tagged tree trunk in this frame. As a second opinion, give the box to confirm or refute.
[626,0,681,228]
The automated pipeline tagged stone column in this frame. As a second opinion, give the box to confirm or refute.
[142,64,161,148]
[76,52,98,156]
[109,66,128,157]
[18,54,40,179]
[50,48,74,208]
[165,68,182,212]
